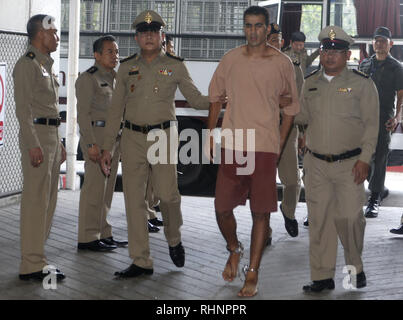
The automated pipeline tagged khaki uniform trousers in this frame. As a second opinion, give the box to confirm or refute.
[120,126,182,269]
[303,152,366,281]
[278,126,301,220]
[19,125,61,275]
[78,128,120,243]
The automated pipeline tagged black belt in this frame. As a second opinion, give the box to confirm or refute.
[91,120,105,127]
[33,117,61,127]
[124,120,174,134]
[308,148,362,162]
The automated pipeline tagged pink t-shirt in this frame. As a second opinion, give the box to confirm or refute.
[209,45,300,154]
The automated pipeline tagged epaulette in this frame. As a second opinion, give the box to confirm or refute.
[86,66,98,74]
[304,68,319,79]
[26,52,35,59]
[120,53,137,63]
[166,52,184,62]
[353,69,369,78]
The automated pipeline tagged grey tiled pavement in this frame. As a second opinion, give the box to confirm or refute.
[0,184,403,300]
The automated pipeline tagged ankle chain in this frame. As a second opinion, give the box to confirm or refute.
[226,241,244,257]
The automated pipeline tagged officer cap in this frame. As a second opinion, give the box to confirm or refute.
[318,25,354,50]
[291,31,306,42]
[132,10,166,32]
[268,23,281,36]
[373,26,392,40]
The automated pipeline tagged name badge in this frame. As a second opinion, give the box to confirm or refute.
[129,66,139,75]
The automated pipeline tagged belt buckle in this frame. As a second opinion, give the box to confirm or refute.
[324,154,334,162]
[141,126,149,134]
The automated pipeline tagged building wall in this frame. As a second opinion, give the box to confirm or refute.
[0,0,61,198]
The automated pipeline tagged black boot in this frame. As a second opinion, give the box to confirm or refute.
[364,193,380,218]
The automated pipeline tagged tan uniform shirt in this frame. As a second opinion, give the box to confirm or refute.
[283,47,320,75]
[76,63,116,147]
[296,67,379,164]
[209,45,300,154]
[103,50,209,152]
[13,45,60,149]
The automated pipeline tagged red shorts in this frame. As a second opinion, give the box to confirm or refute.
[214,149,278,213]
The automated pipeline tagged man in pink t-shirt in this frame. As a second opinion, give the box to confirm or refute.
[206,6,299,297]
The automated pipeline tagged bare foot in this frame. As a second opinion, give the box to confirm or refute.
[238,269,258,297]
[222,243,243,282]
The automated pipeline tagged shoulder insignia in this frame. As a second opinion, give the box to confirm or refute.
[166,52,184,62]
[304,68,320,80]
[120,53,137,63]
[26,52,35,59]
[86,66,98,74]
[353,69,369,78]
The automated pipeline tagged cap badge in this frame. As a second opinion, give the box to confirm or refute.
[329,29,336,40]
[273,24,279,31]
[145,12,152,24]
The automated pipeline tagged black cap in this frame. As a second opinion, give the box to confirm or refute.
[320,39,350,50]
[291,31,306,42]
[268,23,281,36]
[136,21,163,33]
[373,26,392,40]
[318,26,354,50]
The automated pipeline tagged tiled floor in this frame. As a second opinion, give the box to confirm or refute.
[1,187,403,300]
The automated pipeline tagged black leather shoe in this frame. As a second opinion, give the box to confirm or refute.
[77,240,117,251]
[390,223,403,235]
[169,242,185,267]
[303,278,335,292]
[114,264,153,278]
[148,221,160,233]
[365,194,380,218]
[19,268,66,282]
[303,217,309,227]
[149,217,163,226]
[353,271,367,289]
[380,187,389,201]
[101,237,128,247]
[280,204,298,237]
